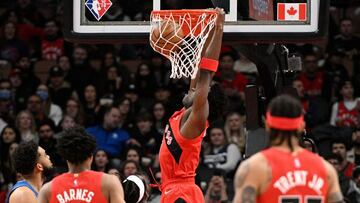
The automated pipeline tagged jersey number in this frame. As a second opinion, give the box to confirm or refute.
[280,195,323,203]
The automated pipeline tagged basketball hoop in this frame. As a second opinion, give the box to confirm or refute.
[150,9,218,79]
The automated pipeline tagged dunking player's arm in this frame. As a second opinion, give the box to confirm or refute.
[232,156,344,203]
[38,174,125,203]
[180,8,225,139]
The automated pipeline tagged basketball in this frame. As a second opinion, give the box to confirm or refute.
[150,20,184,56]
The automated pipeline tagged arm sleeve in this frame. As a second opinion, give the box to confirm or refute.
[216,144,241,173]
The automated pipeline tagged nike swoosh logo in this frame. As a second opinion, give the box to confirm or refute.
[164,190,172,195]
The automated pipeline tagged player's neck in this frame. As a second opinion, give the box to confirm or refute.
[23,174,43,192]
[68,163,91,174]
[272,137,302,153]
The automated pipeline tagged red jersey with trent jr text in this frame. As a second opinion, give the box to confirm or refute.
[159,108,208,189]
[49,170,108,203]
[257,148,329,203]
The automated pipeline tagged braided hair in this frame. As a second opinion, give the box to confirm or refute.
[267,95,303,151]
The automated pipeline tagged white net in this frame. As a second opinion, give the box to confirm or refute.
[150,10,217,79]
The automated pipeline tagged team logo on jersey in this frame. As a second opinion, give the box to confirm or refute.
[73,179,78,187]
[165,131,172,145]
[85,0,112,21]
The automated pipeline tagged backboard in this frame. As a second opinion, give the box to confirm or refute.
[63,0,329,44]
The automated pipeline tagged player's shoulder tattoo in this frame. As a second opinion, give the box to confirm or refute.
[242,186,256,203]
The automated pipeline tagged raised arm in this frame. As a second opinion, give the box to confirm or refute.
[180,8,225,139]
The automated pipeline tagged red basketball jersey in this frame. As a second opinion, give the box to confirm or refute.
[336,101,359,127]
[50,170,108,203]
[257,148,329,203]
[159,108,208,189]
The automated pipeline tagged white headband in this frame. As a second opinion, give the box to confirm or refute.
[123,175,145,203]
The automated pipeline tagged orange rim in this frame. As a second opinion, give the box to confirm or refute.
[151,9,218,36]
[151,9,218,16]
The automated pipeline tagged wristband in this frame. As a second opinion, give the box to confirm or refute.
[199,58,219,72]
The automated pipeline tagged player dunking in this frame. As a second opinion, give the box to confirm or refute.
[157,8,226,203]
[233,95,344,203]
[38,127,125,203]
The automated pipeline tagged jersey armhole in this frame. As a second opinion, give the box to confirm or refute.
[175,120,209,146]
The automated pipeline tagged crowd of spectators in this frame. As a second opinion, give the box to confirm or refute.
[0,0,360,202]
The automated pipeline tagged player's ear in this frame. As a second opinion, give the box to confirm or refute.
[36,163,44,172]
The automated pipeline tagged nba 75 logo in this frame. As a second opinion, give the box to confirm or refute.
[85,0,112,21]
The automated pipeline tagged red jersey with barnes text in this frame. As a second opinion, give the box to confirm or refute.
[49,170,107,203]
[258,148,329,203]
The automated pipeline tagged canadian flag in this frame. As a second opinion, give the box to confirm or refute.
[277,3,307,21]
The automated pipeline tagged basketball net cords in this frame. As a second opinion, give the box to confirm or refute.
[150,12,217,79]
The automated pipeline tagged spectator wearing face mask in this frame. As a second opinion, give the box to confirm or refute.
[35,84,63,126]
[0,80,14,131]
